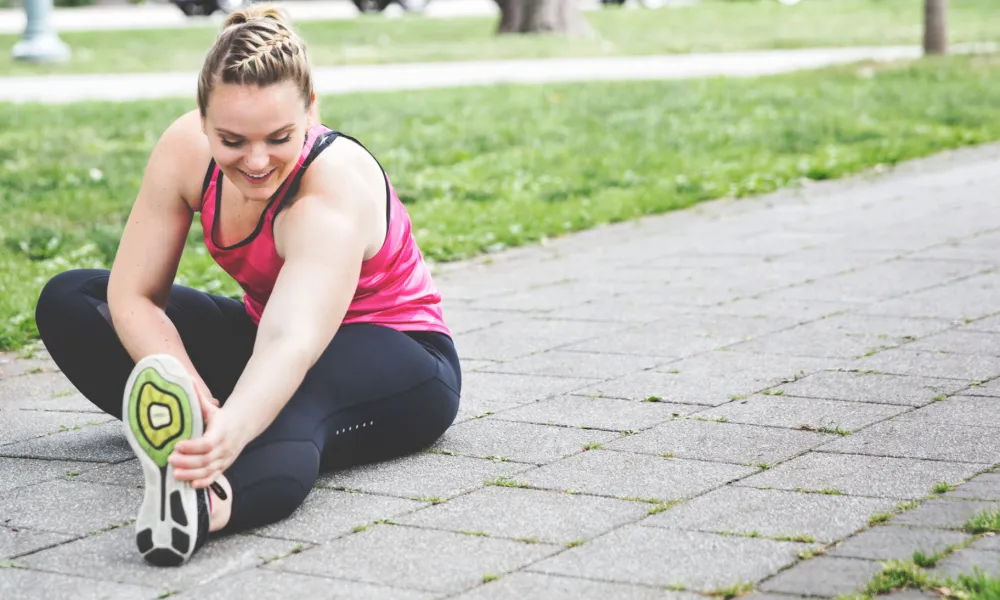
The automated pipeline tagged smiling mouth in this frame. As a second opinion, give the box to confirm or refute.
[239,168,275,183]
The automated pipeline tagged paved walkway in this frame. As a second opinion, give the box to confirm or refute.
[3,43,997,104]
[0,0,510,35]
[3,126,1000,596]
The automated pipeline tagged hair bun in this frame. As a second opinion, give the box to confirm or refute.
[223,4,291,29]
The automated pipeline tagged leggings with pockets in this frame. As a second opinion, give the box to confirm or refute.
[34,268,462,533]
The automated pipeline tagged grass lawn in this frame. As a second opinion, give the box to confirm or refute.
[2,52,1000,350]
[0,0,999,76]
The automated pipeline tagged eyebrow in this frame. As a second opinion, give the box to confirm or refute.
[215,124,295,138]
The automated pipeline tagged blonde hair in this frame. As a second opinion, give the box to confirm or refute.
[197,4,313,115]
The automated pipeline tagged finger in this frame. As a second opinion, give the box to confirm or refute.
[174,464,220,483]
[173,436,215,455]
[168,452,212,470]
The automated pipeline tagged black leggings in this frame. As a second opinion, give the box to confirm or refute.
[34,269,461,534]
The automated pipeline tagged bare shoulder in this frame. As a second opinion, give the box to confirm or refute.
[280,134,389,258]
[296,134,387,215]
[147,109,214,211]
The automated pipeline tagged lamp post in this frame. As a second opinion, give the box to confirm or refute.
[12,0,71,62]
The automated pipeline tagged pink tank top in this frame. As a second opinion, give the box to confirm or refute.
[198,124,451,337]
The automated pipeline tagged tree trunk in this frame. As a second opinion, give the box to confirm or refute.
[496,0,593,36]
[923,0,947,55]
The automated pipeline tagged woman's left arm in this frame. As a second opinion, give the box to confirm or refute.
[169,162,374,488]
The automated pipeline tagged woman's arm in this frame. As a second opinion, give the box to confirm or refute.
[169,149,381,487]
[108,112,216,404]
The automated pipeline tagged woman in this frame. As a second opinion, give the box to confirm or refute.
[34,5,461,566]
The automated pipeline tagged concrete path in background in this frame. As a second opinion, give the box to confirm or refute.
[3,43,997,104]
[3,133,1000,597]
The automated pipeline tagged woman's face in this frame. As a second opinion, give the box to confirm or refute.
[202,81,314,203]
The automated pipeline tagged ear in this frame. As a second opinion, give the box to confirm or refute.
[308,92,319,124]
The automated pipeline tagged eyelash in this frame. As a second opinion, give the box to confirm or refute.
[220,135,292,148]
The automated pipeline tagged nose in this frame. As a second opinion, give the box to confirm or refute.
[244,144,270,172]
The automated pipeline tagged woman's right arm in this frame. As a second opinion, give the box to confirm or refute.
[107,115,216,404]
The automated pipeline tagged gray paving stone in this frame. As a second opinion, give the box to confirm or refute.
[316,453,527,500]
[0,479,142,535]
[440,306,515,335]
[827,525,971,561]
[961,314,1000,334]
[946,472,1000,501]
[964,378,1000,397]
[431,418,619,464]
[397,485,649,544]
[644,486,895,543]
[0,567,161,600]
[0,354,57,379]
[862,272,1000,321]
[0,525,78,559]
[19,525,302,590]
[494,394,698,431]
[517,449,754,502]
[0,391,103,412]
[267,524,559,594]
[761,259,984,303]
[901,396,1000,428]
[758,556,884,597]
[726,314,954,359]
[0,421,133,463]
[817,418,1000,464]
[0,371,78,405]
[453,571,700,600]
[892,498,1000,529]
[527,525,803,591]
[0,457,98,493]
[455,371,597,421]
[969,534,1000,552]
[905,330,1000,356]
[480,351,667,380]
[465,279,650,313]
[455,318,628,361]
[706,298,859,321]
[878,591,948,600]
[776,370,966,406]
[697,395,906,433]
[606,419,827,465]
[253,489,426,543]
[0,411,113,447]
[179,567,435,600]
[556,295,711,324]
[577,351,833,406]
[737,452,988,499]
[73,458,143,489]
[564,314,797,359]
[915,231,1000,262]
[932,548,1000,578]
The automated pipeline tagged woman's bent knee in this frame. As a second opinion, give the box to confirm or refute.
[35,269,110,335]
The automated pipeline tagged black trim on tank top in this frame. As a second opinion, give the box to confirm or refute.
[209,131,321,251]
[273,130,392,232]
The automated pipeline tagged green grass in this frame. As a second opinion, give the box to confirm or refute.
[1,0,999,76]
[3,53,1000,350]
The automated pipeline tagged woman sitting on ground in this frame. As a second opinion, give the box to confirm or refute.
[34,4,461,566]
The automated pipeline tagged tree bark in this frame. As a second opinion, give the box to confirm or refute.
[496,0,593,36]
[923,0,947,55]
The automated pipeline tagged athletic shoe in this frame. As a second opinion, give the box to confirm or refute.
[122,354,209,566]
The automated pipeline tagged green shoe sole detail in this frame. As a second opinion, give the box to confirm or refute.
[127,367,193,469]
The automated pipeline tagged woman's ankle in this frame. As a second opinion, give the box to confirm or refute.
[208,475,233,532]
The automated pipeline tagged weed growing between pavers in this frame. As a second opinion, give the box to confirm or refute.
[708,582,755,599]
[4,56,1000,349]
[832,506,1000,598]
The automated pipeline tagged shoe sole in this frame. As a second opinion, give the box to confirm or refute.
[122,354,203,567]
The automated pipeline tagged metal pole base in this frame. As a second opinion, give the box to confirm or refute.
[12,33,71,63]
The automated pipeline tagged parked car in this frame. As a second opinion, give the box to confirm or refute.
[169,0,432,17]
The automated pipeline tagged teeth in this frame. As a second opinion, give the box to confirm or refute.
[243,170,270,180]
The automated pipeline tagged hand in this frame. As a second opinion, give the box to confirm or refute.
[192,376,220,421]
[169,403,247,489]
